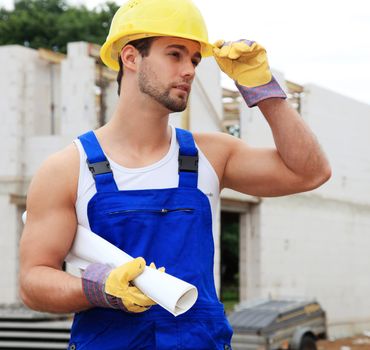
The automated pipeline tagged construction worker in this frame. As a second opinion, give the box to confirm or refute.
[19,0,331,349]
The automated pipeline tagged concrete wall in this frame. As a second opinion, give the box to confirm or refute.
[302,84,370,205]
[258,195,370,336]
[0,45,46,304]
[238,76,370,337]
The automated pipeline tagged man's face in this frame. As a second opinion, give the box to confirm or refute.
[137,37,202,112]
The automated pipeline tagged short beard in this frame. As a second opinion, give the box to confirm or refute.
[138,60,188,112]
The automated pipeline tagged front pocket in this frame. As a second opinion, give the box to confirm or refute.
[102,207,198,268]
[179,318,233,350]
[108,208,195,215]
[70,311,156,350]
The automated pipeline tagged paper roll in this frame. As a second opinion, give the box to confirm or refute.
[22,212,198,316]
[65,226,198,316]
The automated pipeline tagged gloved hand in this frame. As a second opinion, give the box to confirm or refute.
[149,262,165,273]
[213,39,287,107]
[213,39,271,88]
[82,257,156,313]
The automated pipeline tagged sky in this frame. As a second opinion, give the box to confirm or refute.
[1,0,370,105]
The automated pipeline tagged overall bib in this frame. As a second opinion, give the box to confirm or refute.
[68,128,233,350]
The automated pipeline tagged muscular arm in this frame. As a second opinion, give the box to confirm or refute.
[196,98,331,197]
[19,145,91,313]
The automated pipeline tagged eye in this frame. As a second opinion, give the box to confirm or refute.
[192,60,200,67]
[169,51,180,58]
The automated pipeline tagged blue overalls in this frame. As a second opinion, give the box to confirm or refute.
[68,128,233,350]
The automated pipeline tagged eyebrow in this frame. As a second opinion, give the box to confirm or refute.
[166,44,202,61]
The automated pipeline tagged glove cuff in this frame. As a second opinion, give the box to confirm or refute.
[236,75,287,108]
[81,263,127,311]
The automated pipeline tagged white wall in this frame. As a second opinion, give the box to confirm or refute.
[60,43,97,138]
[238,75,370,337]
[301,84,370,205]
[257,195,370,337]
[0,196,19,303]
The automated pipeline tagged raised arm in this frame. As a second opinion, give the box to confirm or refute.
[222,98,330,196]
[195,39,331,196]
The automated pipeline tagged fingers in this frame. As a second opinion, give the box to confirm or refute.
[149,262,165,272]
[128,286,157,307]
[112,257,146,286]
[213,39,256,59]
[125,257,146,280]
[213,39,225,48]
[123,300,152,313]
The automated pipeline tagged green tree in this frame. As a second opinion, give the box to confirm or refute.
[0,0,119,53]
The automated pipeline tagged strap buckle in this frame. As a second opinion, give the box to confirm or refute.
[178,155,198,173]
[86,160,112,177]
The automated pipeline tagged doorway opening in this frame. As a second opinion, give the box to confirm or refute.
[220,211,240,312]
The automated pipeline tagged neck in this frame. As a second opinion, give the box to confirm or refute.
[97,86,172,154]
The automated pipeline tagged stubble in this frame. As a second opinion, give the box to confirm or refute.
[138,60,189,112]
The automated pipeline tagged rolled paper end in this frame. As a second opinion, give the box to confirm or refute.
[173,287,198,316]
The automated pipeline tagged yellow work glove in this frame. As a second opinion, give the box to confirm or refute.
[82,257,156,313]
[213,39,272,88]
[149,262,165,273]
[105,257,157,313]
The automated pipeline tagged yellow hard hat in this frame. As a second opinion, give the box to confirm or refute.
[100,0,213,71]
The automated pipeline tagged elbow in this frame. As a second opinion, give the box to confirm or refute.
[323,164,332,183]
[19,276,39,312]
[304,163,332,191]
[19,285,33,310]
[316,162,332,187]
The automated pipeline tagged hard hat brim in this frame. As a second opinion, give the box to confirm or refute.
[100,33,215,71]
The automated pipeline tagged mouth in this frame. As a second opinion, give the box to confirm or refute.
[173,83,190,94]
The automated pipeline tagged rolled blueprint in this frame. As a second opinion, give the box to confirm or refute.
[65,225,198,316]
[22,212,198,316]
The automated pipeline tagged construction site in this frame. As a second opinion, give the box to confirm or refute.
[1,37,370,348]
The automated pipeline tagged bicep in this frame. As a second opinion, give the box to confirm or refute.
[20,150,79,273]
[222,139,306,197]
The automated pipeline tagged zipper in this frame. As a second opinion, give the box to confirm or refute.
[108,208,194,216]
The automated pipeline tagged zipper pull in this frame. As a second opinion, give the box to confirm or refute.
[161,208,168,213]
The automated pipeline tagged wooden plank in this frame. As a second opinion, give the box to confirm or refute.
[9,193,26,205]
[38,49,66,64]
[0,320,71,329]
[0,331,69,339]
[0,341,67,349]
[286,80,304,93]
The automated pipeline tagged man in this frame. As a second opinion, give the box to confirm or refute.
[19,0,331,349]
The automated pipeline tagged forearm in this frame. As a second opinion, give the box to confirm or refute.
[20,266,91,313]
[258,98,331,184]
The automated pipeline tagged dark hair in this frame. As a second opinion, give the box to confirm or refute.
[116,37,157,95]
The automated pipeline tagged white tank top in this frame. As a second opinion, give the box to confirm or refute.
[74,125,220,236]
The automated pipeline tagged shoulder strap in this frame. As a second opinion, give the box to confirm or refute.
[176,128,198,188]
[78,131,118,193]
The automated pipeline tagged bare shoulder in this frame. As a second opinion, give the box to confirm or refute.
[28,143,80,204]
[21,143,80,269]
[193,132,243,185]
[24,142,80,239]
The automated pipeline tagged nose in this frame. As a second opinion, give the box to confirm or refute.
[181,59,196,81]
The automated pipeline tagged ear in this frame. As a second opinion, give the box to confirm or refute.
[120,45,140,72]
